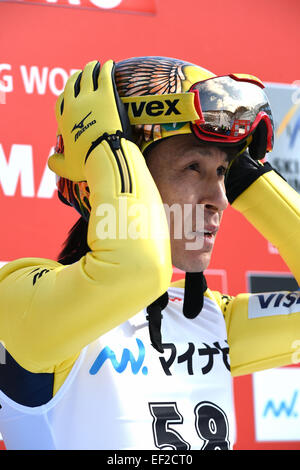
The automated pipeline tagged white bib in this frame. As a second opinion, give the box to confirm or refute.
[0,287,235,450]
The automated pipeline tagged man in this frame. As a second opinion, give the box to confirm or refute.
[0,57,299,450]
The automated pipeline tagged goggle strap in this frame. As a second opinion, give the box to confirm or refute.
[190,89,205,125]
[121,93,200,125]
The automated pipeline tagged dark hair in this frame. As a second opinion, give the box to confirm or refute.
[58,216,90,265]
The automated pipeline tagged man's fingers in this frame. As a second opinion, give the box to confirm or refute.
[81,60,100,93]
[64,70,83,103]
[55,93,64,118]
[48,153,66,177]
[98,60,114,96]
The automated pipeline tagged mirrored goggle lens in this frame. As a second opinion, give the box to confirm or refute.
[191,76,274,140]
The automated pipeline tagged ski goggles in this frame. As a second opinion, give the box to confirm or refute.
[121,73,274,152]
[190,74,274,150]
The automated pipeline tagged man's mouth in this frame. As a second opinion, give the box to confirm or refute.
[189,226,219,238]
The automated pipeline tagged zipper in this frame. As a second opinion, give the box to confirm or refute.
[108,134,132,194]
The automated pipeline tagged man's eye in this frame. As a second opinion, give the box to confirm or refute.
[217,166,227,177]
[187,163,199,172]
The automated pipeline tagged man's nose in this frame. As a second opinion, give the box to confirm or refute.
[200,181,228,212]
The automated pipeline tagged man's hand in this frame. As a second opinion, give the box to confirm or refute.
[48,60,131,182]
[225,150,273,204]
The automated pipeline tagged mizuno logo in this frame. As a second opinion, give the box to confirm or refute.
[124,99,180,118]
[29,268,50,286]
[89,338,148,376]
[72,111,96,141]
[72,112,92,131]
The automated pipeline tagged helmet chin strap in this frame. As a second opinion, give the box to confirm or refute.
[183,272,207,319]
[146,292,169,354]
[146,272,207,353]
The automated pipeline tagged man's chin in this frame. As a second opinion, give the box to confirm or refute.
[173,250,212,273]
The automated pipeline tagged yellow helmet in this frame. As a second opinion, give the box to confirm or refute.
[57,56,274,219]
[115,56,273,158]
[115,56,215,153]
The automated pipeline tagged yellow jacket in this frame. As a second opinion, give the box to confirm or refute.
[0,155,299,398]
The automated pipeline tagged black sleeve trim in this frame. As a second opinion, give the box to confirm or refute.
[0,345,53,407]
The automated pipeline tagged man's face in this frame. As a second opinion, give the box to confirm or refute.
[146,134,229,273]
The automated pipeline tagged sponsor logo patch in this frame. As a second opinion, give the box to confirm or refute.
[248,291,300,318]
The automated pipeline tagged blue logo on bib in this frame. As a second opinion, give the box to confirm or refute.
[89,338,148,376]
